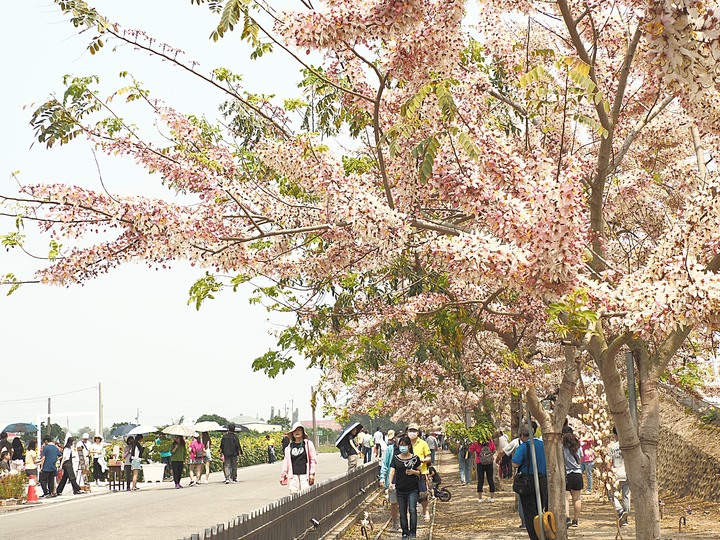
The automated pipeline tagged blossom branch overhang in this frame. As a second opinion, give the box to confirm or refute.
[218,223,334,243]
[373,73,394,210]
[105,27,291,139]
[610,93,676,174]
[252,18,375,105]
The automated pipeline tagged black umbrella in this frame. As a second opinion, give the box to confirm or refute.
[110,424,137,438]
[228,424,251,433]
[335,422,363,448]
[2,422,38,433]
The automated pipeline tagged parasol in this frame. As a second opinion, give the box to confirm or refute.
[127,425,158,436]
[110,424,137,438]
[335,422,363,448]
[192,421,226,432]
[162,424,198,437]
[2,422,38,433]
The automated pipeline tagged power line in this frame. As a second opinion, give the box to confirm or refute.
[0,385,97,404]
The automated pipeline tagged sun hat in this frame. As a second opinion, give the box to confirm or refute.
[406,423,420,431]
[387,429,396,440]
[286,422,308,439]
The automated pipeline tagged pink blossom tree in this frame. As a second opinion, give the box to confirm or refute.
[3,1,720,538]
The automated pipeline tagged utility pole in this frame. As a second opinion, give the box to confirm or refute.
[311,386,319,449]
[98,382,104,436]
[136,408,140,425]
[46,398,52,437]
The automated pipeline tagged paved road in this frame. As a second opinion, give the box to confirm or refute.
[0,454,351,539]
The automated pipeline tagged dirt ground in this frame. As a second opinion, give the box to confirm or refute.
[341,451,720,540]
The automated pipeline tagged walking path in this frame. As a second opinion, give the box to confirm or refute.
[0,453,348,539]
[342,450,720,539]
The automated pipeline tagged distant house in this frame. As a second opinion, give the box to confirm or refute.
[301,419,342,431]
[230,414,282,432]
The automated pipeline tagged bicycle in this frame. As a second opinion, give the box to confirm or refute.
[432,484,452,502]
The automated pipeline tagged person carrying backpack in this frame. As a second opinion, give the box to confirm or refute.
[469,438,497,502]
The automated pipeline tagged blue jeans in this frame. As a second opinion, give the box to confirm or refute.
[458,452,472,484]
[396,489,419,536]
[429,448,436,464]
[581,461,594,491]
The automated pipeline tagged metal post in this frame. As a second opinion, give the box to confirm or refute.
[311,386,319,450]
[98,382,103,436]
[626,351,638,431]
[526,400,546,540]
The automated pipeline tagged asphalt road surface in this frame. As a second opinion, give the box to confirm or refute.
[0,453,351,539]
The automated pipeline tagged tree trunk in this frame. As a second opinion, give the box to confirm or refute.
[527,345,580,540]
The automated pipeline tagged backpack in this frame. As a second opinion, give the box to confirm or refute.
[195,444,206,459]
[479,443,494,465]
[339,444,349,459]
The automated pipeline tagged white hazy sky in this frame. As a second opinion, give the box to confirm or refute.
[0,1,326,432]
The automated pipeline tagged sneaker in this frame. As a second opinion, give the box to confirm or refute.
[489,497,495,502]
[188,481,196,487]
[566,518,572,528]
[617,510,627,524]
[401,536,409,540]
[224,479,230,484]
[231,479,238,483]
[571,519,578,527]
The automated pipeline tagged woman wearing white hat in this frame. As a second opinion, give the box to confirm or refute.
[280,422,318,494]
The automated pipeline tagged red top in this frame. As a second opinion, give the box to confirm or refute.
[469,440,496,464]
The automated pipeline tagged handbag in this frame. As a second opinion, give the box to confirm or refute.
[512,450,534,495]
[512,473,533,495]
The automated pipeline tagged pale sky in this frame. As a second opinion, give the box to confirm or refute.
[0,1,325,432]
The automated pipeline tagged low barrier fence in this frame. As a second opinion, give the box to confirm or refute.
[180,462,380,540]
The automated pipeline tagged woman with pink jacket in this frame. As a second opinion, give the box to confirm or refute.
[280,422,318,494]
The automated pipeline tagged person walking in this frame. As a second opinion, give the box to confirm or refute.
[170,435,187,488]
[188,435,205,487]
[495,429,512,480]
[76,433,91,488]
[11,437,25,463]
[425,432,439,465]
[512,425,548,540]
[220,423,242,484]
[562,425,583,527]
[470,438,497,502]
[457,437,472,486]
[280,422,317,494]
[89,435,107,486]
[500,428,529,529]
[579,429,595,493]
[388,435,422,540]
[373,428,385,460]
[608,426,631,526]
[406,423,432,521]
[39,436,61,497]
[379,430,401,532]
[266,434,276,464]
[0,432,10,456]
[344,426,361,472]
[362,429,374,463]
[57,437,83,495]
[24,439,39,478]
[123,436,134,491]
[202,432,212,483]
[130,434,144,491]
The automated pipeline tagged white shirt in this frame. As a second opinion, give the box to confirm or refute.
[374,431,384,444]
[503,437,521,456]
[608,440,626,481]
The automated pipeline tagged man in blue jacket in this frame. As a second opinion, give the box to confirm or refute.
[512,425,548,540]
